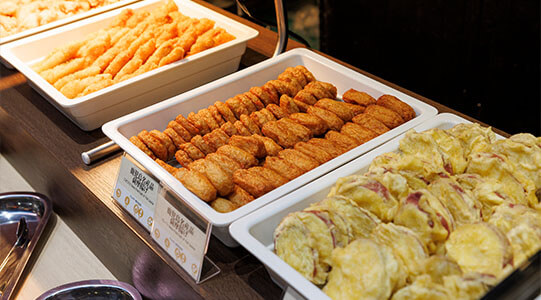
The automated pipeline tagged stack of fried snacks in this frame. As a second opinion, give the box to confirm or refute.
[0,0,122,38]
[130,65,416,212]
[32,0,235,99]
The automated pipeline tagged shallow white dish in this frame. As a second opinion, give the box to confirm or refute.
[103,48,437,247]
[1,0,258,130]
[229,113,501,299]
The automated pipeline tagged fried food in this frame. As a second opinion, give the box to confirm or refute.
[351,113,390,135]
[167,120,192,142]
[376,95,415,121]
[307,138,346,157]
[174,149,193,167]
[233,168,272,198]
[314,98,356,122]
[266,104,288,119]
[220,121,238,136]
[130,135,156,159]
[214,101,237,123]
[252,134,283,156]
[198,108,220,131]
[210,197,238,213]
[228,185,254,207]
[289,113,328,136]
[216,145,258,168]
[293,99,310,112]
[138,129,168,161]
[155,158,178,175]
[236,94,257,114]
[201,159,234,196]
[178,142,205,160]
[190,134,215,155]
[240,114,262,135]
[342,88,376,106]
[279,94,300,115]
[294,142,333,164]
[249,86,274,106]
[178,169,216,202]
[227,135,266,158]
[365,104,405,129]
[208,105,225,126]
[263,156,305,180]
[188,111,210,135]
[226,96,250,119]
[233,120,251,136]
[278,149,320,173]
[307,106,344,131]
[277,118,312,143]
[325,131,359,151]
[149,129,176,160]
[261,120,299,148]
[244,91,264,110]
[253,166,289,189]
[202,128,229,150]
[205,152,241,175]
[340,122,378,145]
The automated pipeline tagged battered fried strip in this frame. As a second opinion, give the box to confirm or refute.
[33,40,86,73]
[252,134,283,156]
[263,156,304,181]
[277,118,312,142]
[278,149,320,173]
[351,113,390,135]
[376,95,415,121]
[227,135,266,158]
[53,66,101,90]
[178,18,215,53]
[314,98,356,122]
[307,138,346,157]
[200,159,234,196]
[236,94,257,114]
[254,166,289,190]
[41,58,87,85]
[342,88,376,106]
[216,145,258,169]
[228,185,254,207]
[288,113,328,136]
[325,131,358,151]
[175,149,193,167]
[215,101,237,123]
[279,95,300,115]
[220,121,238,136]
[115,38,157,81]
[203,128,229,150]
[293,99,310,112]
[79,76,115,97]
[266,104,288,119]
[226,96,250,119]
[130,136,156,159]
[233,121,251,136]
[179,169,216,202]
[211,198,238,213]
[60,73,112,99]
[138,129,168,161]
[294,142,333,164]
[187,27,220,56]
[240,114,262,135]
[261,121,298,148]
[158,46,184,67]
[364,105,405,128]
[233,168,273,198]
[205,153,241,176]
[340,122,378,145]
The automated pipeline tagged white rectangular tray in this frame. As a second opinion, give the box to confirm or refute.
[102,48,438,247]
[0,0,140,46]
[229,113,502,299]
[1,0,258,131]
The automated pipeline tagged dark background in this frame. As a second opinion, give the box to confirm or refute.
[216,0,541,135]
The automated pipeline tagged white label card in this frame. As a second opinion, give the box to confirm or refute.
[152,189,209,282]
[113,155,159,231]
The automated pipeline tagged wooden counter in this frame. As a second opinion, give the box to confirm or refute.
[0,2,505,299]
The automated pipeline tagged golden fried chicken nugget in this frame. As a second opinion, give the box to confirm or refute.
[198,108,220,131]
[261,82,280,103]
[155,158,178,175]
[293,99,310,112]
[216,145,258,169]
[252,134,283,156]
[293,90,318,105]
[307,106,344,131]
[149,129,176,160]
[138,130,168,161]
[175,114,200,137]
[289,113,328,136]
[236,94,257,114]
[203,128,229,150]
[233,168,271,198]
[233,120,251,136]
[187,159,206,174]
[376,95,416,121]
[351,113,390,135]
[167,120,192,142]
[278,68,306,91]
[295,65,316,82]
[267,79,295,97]
[191,134,215,155]
[175,149,193,167]
[340,122,378,145]
[179,169,216,202]
[260,109,277,122]
[205,153,241,176]
[240,114,262,135]
[214,101,237,123]
[130,135,156,159]
[226,96,250,119]
[280,94,300,115]
[228,185,254,207]
[228,135,266,158]
[188,111,210,135]
[202,159,234,196]
[211,197,238,213]
[342,88,376,106]
[304,81,336,99]
[294,142,333,164]
[365,105,405,129]
[317,81,338,99]
[261,121,299,149]
[250,110,269,129]
[249,86,274,106]
[307,138,346,157]
[263,156,304,180]
[277,118,313,141]
[179,142,205,160]
[220,121,238,136]
[266,104,288,120]
[314,98,355,121]
[208,105,225,126]
[278,149,320,173]
[255,166,289,189]
[343,102,365,116]
[325,131,358,151]
[244,92,265,110]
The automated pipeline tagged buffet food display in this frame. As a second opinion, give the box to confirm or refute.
[270,119,541,299]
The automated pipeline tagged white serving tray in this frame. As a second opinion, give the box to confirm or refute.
[1,0,258,130]
[229,113,504,299]
[102,48,437,247]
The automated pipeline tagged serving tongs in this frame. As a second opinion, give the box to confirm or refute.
[0,218,29,296]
